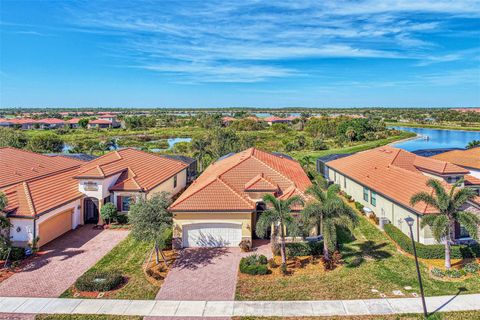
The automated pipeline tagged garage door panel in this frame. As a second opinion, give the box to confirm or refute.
[183,223,242,247]
[38,209,73,247]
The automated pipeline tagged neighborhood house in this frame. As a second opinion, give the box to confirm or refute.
[318,146,480,244]
[1,147,191,248]
[169,148,311,248]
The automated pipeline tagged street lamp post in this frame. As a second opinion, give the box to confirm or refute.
[405,217,428,318]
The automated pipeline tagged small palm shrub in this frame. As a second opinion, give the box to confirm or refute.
[239,254,269,275]
[75,271,123,292]
[445,269,465,279]
[464,262,480,274]
[431,268,445,278]
[354,202,364,213]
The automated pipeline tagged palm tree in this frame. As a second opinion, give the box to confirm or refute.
[302,178,358,261]
[345,127,356,142]
[0,192,12,253]
[466,140,480,149]
[410,178,479,269]
[255,194,304,269]
[191,137,212,172]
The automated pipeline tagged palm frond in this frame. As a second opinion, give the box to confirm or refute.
[420,214,438,228]
[410,192,438,210]
[255,209,277,238]
[431,214,449,242]
[452,187,477,211]
[457,211,480,240]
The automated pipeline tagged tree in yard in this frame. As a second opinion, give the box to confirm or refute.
[78,118,89,129]
[255,194,304,271]
[129,192,173,265]
[191,137,212,172]
[207,128,241,159]
[466,140,480,149]
[0,192,12,254]
[410,178,479,269]
[100,203,118,225]
[302,177,358,261]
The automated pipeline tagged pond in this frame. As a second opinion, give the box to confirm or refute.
[63,137,192,153]
[390,126,480,152]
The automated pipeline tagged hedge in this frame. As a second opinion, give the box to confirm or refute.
[239,254,269,275]
[75,271,124,292]
[384,224,480,259]
[273,241,324,257]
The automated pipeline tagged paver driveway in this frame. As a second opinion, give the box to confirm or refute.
[156,241,271,301]
[0,226,129,297]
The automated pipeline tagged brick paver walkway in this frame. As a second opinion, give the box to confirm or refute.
[156,240,272,301]
[0,226,129,297]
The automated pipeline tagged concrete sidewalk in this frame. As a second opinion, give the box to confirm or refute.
[0,294,479,317]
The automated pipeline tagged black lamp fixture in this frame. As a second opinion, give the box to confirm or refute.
[405,216,428,318]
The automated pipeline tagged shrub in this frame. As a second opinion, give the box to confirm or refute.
[75,271,123,292]
[239,254,269,275]
[274,241,323,257]
[354,202,364,213]
[463,262,480,274]
[9,247,26,261]
[100,203,118,224]
[431,267,445,278]
[445,269,465,279]
[239,239,252,252]
[384,224,480,259]
[116,213,128,224]
[312,139,328,151]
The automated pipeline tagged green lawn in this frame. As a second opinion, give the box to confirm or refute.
[289,131,416,162]
[386,122,480,131]
[237,311,480,320]
[236,213,480,300]
[61,234,160,300]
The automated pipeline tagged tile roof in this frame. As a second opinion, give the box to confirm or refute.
[89,119,112,125]
[2,148,188,217]
[0,147,83,189]
[75,148,188,191]
[4,168,82,217]
[432,148,480,170]
[170,148,311,211]
[464,174,480,186]
[326,146,471,215]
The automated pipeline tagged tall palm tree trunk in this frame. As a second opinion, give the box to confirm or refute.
[444,240,451,269]
[323,236,330,261]
[279,216,287,267]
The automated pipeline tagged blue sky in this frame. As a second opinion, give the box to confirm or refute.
[1,0,479,108]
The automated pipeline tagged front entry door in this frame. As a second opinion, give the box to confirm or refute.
[84,198,99,224]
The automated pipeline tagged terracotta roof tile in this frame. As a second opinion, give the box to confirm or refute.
[327,146,469,215]
[0,147,83,189]
[76,148,188,191]
[170,148,311,212]
[432,148,480,170]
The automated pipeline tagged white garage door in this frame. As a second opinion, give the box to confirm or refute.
[183,223,242,247]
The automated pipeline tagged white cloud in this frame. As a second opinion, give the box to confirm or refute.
[63,0,479,83]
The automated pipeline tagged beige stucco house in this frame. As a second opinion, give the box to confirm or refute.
[169,148,312,248]
[318,146,480,244]
[1,147,192,248]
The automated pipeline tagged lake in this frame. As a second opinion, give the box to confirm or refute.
[391,126,480,151]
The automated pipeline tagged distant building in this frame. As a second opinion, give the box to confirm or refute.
[88,119,112,129]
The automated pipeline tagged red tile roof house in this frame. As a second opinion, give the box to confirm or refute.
[319,146,480,244]
[97,114,121,128]
[169,148,312,248]
[88,119,112,129]
[263,116,292,125]
[1,147,190,248]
